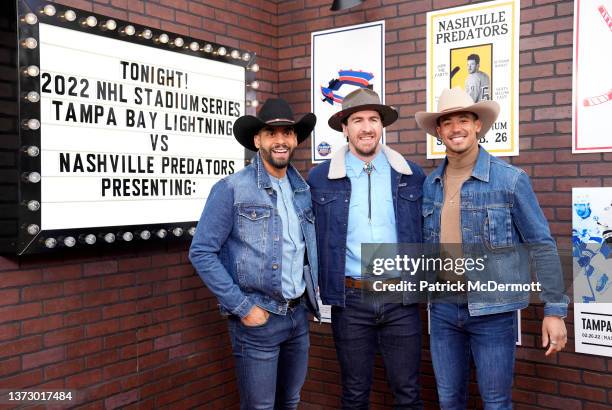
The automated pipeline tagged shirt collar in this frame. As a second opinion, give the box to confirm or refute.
[345,150,388,177]
[254,152,309,192]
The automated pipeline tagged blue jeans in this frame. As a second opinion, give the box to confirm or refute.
[429,303,517,410]
[331,287,423,410]
[228,303,310,410]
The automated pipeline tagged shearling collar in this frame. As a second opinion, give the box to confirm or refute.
[327,144,413,179]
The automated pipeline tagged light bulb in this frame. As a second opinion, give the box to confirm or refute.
[23,13,38,25]
[85,16,97,27]
[25,91,40,103]
[26,200,40,211]
[122,25,135,36]
[43,5,56,16]
[63,10,77,22]
[27,224,40,235]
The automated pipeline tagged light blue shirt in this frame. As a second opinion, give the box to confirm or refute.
[270,174,306,299]
[345,150,397,279]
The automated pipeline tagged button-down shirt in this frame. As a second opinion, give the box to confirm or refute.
[345,150,397,279]
[270,174,306,299]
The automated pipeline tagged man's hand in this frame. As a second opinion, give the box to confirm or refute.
[542,316,567,356]
[241,305,270,327]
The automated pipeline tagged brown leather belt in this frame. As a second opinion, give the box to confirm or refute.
[287,294,304,308]
[345,277,402,291]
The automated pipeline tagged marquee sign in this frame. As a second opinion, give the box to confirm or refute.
[7,0,260,254]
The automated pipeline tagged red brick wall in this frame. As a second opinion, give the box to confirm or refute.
[2,1,611,409]
[0,0,276,408]
[278,0,612,408]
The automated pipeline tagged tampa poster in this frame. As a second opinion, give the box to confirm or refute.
[426,0,519,159]
[573,188,612,357]
[572,0,612,153]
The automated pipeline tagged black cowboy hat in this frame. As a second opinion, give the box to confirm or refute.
[233,98,316,152]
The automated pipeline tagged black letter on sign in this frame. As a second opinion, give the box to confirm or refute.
[150,134,168,151]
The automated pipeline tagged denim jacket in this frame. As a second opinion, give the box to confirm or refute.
[423,147,569,317]
[189,153,320,319]
[307,145,425,307]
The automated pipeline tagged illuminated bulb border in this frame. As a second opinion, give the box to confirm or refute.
[18,5,256,253]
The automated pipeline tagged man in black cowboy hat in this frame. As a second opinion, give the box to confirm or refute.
[308,88,425,409]
[189,98,320,409]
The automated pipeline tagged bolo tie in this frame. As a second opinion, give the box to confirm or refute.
[363,162,374,223]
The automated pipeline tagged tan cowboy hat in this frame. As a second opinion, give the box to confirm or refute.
[415,87,500,137]
[328,88,398,132]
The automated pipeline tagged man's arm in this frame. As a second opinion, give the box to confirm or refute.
[511,171,568,354]
[511,171,569,316]
[189,179,255,318]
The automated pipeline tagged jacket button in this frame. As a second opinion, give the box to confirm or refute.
[409,194,414,199]
[272,263,278,270]
[345,199,348,202]
[251,211,257,218]
[321,197,325,201]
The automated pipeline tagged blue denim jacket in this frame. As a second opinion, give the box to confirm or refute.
[189,153,320,319]
[307,145,425,307]
[423,147,569,317]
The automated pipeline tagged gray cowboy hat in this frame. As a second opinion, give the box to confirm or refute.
[233,98,316,151]
[328,88,398,132]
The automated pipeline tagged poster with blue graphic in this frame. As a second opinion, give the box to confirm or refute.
[572,187,612,357]
[311,21,385,163]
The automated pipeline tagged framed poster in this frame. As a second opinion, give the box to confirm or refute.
[572,0,612,153]
[311,21,385,163]
[10,0,258,254]
[426,0,519,159]
[572,187,612,357]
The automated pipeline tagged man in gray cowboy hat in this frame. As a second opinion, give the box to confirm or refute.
[308,88,425,409]
[415,87,568,409]
[189,98,320,409]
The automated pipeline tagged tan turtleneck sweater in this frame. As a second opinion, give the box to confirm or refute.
[439,145,478,281]
[440,146,479,244]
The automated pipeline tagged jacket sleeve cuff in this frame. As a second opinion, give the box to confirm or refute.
[544,300,569,318]
[232,296,255,319]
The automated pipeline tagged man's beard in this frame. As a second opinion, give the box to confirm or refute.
[259,145,294,169]
[350,134,379,158]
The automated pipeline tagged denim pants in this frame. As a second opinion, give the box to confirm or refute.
[228,303,309,410]
[429,303,517,410]
[331,287,423,410]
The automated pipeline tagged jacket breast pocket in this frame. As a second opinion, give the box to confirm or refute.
[483,207,513,249]
[398,187,422,203]
[311,193,338,221]
[237,204,272,247]
[312,193,338,207]
[422,203,436,241]
[311,193,339,245]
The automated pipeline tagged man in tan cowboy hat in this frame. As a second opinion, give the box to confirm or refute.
[415,87,568,409]
[189,98,320,409]
[308,88,425,409]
